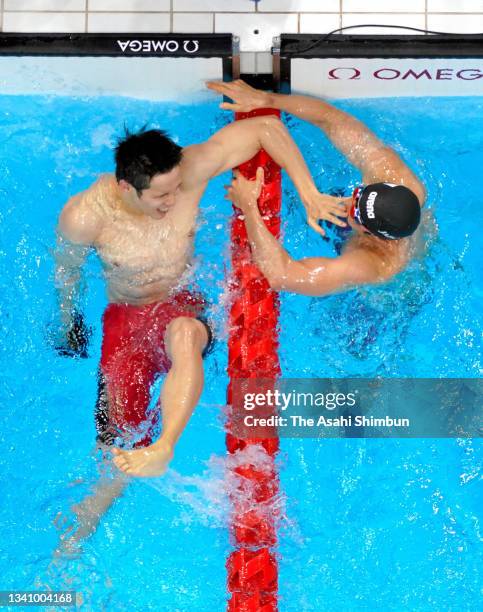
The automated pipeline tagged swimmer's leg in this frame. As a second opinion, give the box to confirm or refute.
[112,316,208,478]
[55,450,129,555]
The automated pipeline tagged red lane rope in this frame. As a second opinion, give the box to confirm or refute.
[226,108,281,612]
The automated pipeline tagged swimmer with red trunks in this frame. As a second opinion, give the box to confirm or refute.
[54,117,339,542]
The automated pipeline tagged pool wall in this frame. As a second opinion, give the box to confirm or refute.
[0,33,234,99]
[1,1,482,74]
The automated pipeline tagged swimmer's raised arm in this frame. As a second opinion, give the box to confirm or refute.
[225,169,384,297]
[207,79,426,206]
[181,113,346,234]
[181,116,308,186]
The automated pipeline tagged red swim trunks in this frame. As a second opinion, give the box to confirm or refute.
[95,290,212,448]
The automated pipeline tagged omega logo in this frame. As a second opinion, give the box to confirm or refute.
[328,67,361,80]
[117,39,200,54]
[327,66,482,81]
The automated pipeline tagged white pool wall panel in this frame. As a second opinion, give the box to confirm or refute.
[0,55,222,100]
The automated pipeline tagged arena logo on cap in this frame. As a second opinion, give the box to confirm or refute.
[117,39,200,54]
[366,192,377,219]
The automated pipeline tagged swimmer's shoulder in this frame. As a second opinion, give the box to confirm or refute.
[87,173,118,205]
[363,148,426,207]
[342,234,407,283]
[58,174,113,246]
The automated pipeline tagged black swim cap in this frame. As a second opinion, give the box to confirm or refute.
[357,183,421,240]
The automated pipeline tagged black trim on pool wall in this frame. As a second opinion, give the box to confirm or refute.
[0,33,233,58]
[279,34,483,59]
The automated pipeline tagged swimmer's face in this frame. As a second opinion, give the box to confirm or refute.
[342,196,361,231]
[137,167,183,219]
[345,194,371,236]
[119,167,183,219]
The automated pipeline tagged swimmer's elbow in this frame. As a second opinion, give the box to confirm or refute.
[265,257,306,292]
[266,273,284,292]
[263,264,288,292]
[259,266,279,290]
[259,114,282,129]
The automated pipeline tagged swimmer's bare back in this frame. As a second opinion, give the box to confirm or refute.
[59,174,204,305]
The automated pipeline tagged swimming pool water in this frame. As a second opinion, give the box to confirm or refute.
[0,94,481,610]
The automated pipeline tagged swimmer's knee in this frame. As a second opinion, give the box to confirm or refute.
[165,317,208,356]
[166,316,204,338]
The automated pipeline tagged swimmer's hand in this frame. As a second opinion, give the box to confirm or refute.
[207,79,271,113]
[52,310,91,359]
[302,191,348,237]
[225,167,264,213]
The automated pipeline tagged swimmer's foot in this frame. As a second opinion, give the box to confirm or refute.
[112,440,174,478]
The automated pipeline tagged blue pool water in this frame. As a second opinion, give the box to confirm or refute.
[0,94,481,610]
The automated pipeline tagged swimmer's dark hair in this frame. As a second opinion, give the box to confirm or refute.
[114,126,183,196]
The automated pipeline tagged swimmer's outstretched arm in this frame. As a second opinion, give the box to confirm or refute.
[226,169,384,297]
[207,80,425,205]
[182,115,312,193]
[182,106,346,234]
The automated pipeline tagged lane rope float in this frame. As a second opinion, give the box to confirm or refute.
[226,107,282,612]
